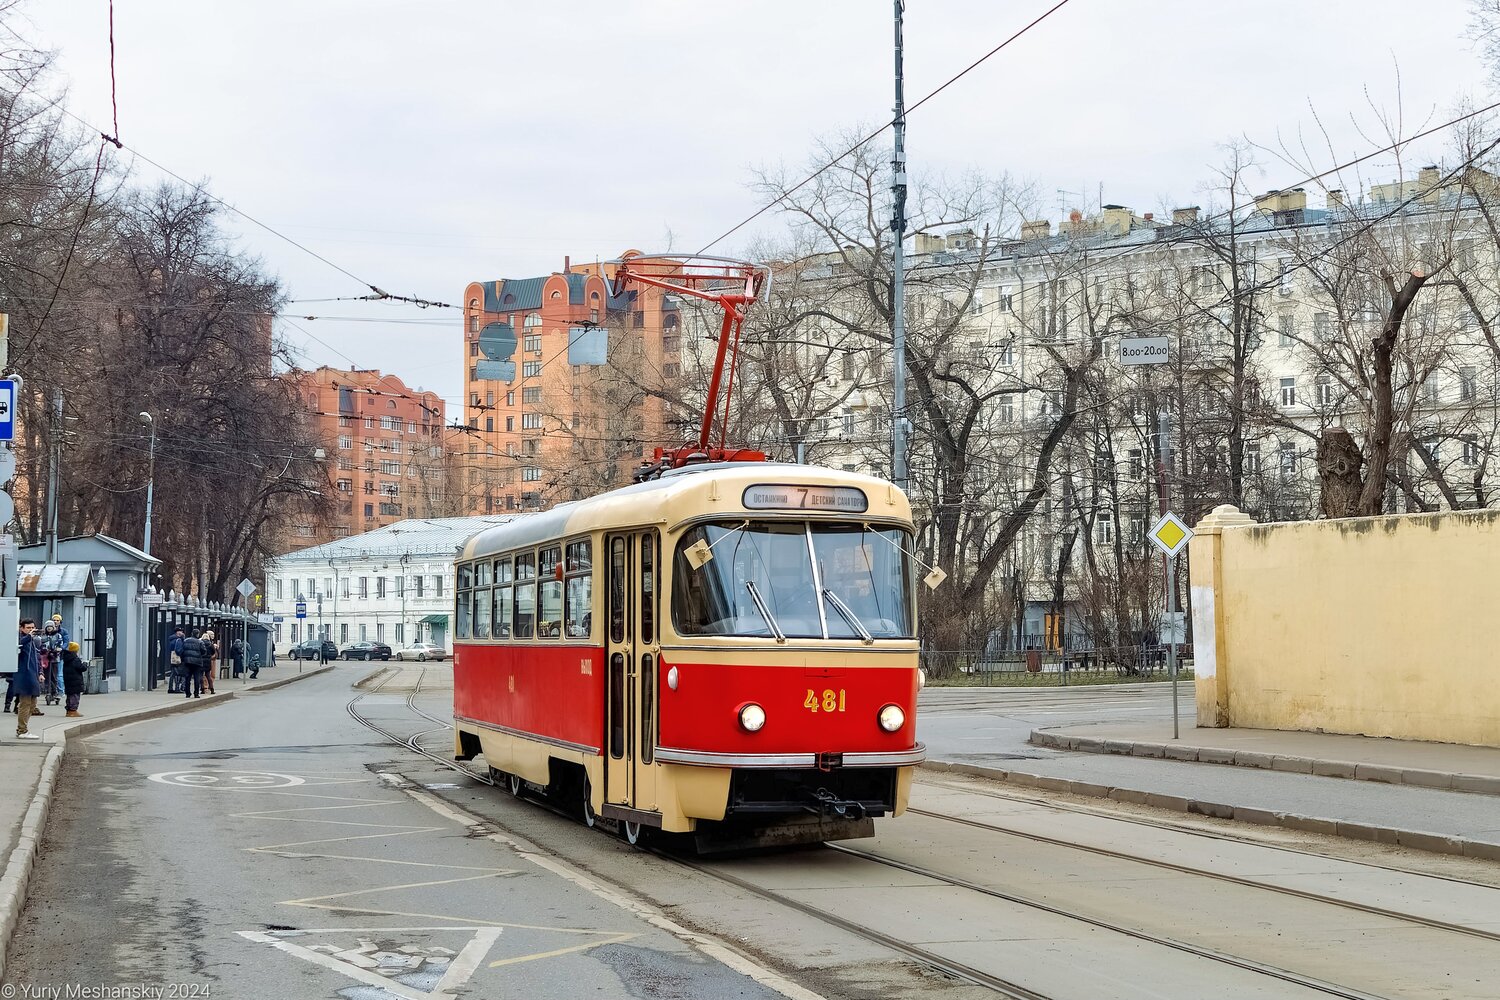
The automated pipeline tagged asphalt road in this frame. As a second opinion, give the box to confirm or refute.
[916,682,1177,760]
[3,667,792,1000]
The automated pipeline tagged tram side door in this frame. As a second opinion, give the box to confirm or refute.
[604,534,634,807]
[633,530,660,813]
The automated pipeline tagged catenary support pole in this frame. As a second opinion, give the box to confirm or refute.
[45,389,62,564]
[890,0,909,491]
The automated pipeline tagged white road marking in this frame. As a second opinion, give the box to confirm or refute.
[148,769,306,788]
[403,787,833,1000]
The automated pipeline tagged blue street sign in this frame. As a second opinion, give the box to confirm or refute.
[0,380,15,442]
[295,601,307,619]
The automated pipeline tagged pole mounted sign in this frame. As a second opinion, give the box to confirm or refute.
[1119,336,1170,366]
[295,600,307,620]
[1148,510,1194,740]
[0,379,16,441]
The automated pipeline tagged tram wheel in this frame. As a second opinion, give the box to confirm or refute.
[580,775,597,828]
[622,821,644,846]
[508,772,523,797]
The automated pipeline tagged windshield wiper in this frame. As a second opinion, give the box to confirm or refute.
[744,580,786,643]
[822,587,874,643]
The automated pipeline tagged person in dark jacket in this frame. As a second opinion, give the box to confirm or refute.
[62,642,87,717]
[230,638,245,678]
[180,631,210,699]
[14,619,42,739]
[168,627,187,694]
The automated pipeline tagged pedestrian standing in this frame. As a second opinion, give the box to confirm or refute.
[319,639,329,666]
[230,637,245,678]
[14,619,42,739]
[180,630,208,699]
[202,630,218,695]
[270,638,277,665]
[168,627,187,694]
[39,622,63,706]
[62,642,86,718]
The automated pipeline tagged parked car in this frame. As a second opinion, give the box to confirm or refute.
[342,641,393,661]
[290,639,339,661]
[395,642,448,662]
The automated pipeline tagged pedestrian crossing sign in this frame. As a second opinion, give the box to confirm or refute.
[1148,511,1193,557]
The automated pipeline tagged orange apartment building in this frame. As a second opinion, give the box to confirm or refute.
[282,366,448,548]
[459,257,679,513]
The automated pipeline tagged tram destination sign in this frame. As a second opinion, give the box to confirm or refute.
[1119,336,1170,366]
[743,484,868,513]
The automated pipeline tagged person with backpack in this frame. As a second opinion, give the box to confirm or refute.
[62,642,87,717]
[179,629,210,699]
[168,627,187,694]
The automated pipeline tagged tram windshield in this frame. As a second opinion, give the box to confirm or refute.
[673,521,914,639]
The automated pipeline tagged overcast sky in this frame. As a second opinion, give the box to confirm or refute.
[20,1,1490,413]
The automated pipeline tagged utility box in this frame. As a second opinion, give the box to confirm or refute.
[88,656,107,695]
[0,596,16,673]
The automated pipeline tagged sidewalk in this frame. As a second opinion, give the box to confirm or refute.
[920,715,1500,861]
[0,662,334,976]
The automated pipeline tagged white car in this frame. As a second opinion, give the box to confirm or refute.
[395,642,449,662]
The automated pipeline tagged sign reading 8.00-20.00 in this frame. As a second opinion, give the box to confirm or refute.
[742,484,869,513]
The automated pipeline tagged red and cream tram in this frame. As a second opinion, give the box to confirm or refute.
[452,461,925,847]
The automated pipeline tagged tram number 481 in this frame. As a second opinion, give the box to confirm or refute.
[804,688,847,713]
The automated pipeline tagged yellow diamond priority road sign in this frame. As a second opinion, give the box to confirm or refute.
[1148,511,1193,557]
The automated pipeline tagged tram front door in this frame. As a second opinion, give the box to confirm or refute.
[604,531,660,817]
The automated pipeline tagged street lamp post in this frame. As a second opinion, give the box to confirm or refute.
[139,412,156,558]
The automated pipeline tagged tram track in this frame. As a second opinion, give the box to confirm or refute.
[347,672,1497,998]
[905,803,1500,945]
[345,665,495,786]
[917,772,1500,892]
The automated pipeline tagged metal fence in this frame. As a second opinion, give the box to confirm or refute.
[921,642,1194,685]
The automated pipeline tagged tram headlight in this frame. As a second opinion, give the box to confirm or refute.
[738,702,766,733]
[878,704,906,732]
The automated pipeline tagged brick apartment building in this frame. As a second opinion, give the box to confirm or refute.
[282,366,447,548]
[458,256,678,512]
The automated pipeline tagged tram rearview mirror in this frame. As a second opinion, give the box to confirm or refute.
[685,540,714,570]
[923,566,947,591]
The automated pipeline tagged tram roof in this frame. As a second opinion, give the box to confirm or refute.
[458,462,911,562]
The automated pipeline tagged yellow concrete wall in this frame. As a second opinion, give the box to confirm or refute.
[1199,507,1500,747]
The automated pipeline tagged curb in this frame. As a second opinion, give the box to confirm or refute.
[353,665,396,691]
[1029,728,1500,797]
[241,664,334,692]
[0,662,332,977]
[919,759,1500,863]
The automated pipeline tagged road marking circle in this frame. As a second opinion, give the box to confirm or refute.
[148,769,307,789]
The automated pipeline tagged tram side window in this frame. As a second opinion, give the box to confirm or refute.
[492,558,513,639]
[641,533,656,645]
[610,537,628,643]
[513,552,536,638]
[456,563,472,638]
[473,559,493,639]
[564,539,593,639]
[538,546,563,638]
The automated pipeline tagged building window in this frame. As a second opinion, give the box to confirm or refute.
[506,391,514,405]
[274,579,284,600]
[1279,442,1298,477]
[1128,448,1144,479]
[469,314,478,334]
[376,624,385,644]
[395,623,404,645]
[358,577,369,599]
[469,342,479,358]
[1462,435,1481,465]
[395,576,404,598]
[1095,510,1114,544]
[415,575,424,597]
[663,334,681,353]
[997,342,1015,367]
[1313,312,1331,341]
[522,412,542,430]
[359,624,368,641]
[998,395,1014,423]
[524,312,541,328]
[523,467,542,482]
[1246,442,1262,475]
[632,311,645,328]
[523,361,542,378]
[291,624,299,643]
[1315,374,1333,407]
[524,334,542,354]
[338,436,352,450]
[1461,366,1478,402]
[522,387,541,404]
[485,417,494,433]
[364,417,375,429]
[434,575,444,598]
[340,623,349,644]
[376,577,387,599]
[1278,313,1294,347]
[1279,377,1297,408]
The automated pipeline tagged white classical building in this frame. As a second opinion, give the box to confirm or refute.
[265,516,517,651]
